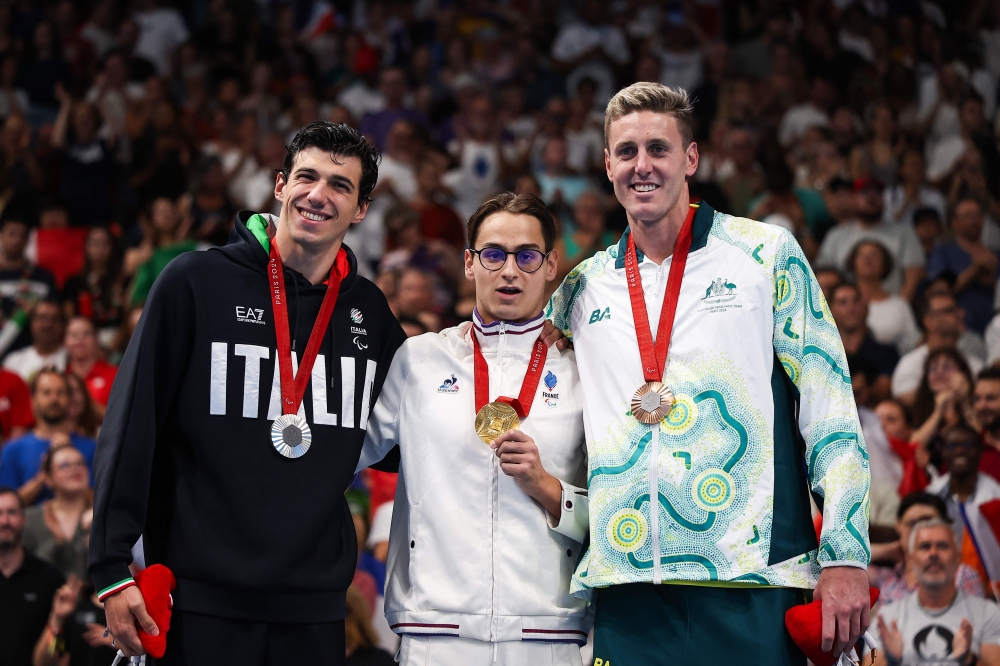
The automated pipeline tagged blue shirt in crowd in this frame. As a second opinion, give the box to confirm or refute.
[0,433,97,504]
[927,242,1000,335]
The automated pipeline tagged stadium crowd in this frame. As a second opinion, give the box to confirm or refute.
[0,0,1000,664]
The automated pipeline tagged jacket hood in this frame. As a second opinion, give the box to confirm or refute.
[215,210,360,292]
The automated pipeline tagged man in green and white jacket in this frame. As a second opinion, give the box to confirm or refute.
[546,82,872,665]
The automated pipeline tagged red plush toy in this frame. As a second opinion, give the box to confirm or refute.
[133,564,176,659]
[784,587,879,666]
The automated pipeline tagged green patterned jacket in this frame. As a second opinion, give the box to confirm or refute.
[546,202,871,595]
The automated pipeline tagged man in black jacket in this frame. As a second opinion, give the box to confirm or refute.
[89,122,406,665]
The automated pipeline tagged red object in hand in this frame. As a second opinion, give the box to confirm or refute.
[784,587,879,666]
[134,564,176,658]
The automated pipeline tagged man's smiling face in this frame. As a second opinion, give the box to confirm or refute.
[274,146,369,252]
[605,110,698,226]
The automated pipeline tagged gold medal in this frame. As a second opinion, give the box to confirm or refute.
[474,401,520,444]
[631,382,673,425]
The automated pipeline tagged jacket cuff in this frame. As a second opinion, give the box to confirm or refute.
[92,562,137,601]
[819,560,868,570]
[546,480,589,543]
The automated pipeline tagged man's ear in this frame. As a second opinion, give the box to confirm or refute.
[274,173,286,203]
[352,199,371,224]
[605,148,612,181]
[464,249,476,282]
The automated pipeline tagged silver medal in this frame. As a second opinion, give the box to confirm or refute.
[271,413,312,458]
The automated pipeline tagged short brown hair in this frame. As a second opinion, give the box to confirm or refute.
[605,82,694,148]
[467,192,556,252]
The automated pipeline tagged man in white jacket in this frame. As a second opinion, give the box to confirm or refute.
[358,192,591,666]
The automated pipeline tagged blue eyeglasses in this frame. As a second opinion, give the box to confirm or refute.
[470,247,550,273]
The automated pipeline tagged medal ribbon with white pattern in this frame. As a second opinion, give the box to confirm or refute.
[625,204,697,424]
[472,329,547,444]
[268,242,346,458]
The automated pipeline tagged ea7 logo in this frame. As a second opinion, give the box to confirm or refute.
[236,306,266,325]
[589,307,611,324]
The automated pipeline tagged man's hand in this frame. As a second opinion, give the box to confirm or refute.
[950,618,974,663]
[492,429,562,517]
[540,320,569,350]
[104,585,158,657]
[814,566,870,655]
[876,615,903,662]
[49,574,83,628]
[83,623,115,648]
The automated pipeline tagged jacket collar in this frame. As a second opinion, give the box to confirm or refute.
[613,201,715,269]
[471,308,546,354]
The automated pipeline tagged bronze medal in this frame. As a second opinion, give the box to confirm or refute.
[630,382,673,425]
[474,401,521,445]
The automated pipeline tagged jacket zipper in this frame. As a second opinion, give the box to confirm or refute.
[489,323,506,641]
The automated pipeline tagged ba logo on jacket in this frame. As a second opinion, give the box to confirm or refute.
[589,307,610,323]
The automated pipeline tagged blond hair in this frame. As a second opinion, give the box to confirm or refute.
[604,82,695,148]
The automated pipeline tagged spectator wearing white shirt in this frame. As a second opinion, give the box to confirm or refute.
[778,76,833,147]
[817,176,926,300]
[550,0,630,107]
[3,301,67,384]
[131,0,188,76]
[850,239,922,354]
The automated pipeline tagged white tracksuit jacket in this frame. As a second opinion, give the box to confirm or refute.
[358,311,592,645]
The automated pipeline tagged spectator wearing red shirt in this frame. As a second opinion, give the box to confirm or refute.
[0,368,33,442]
[975,368,1000,483]
[64,317,115,415]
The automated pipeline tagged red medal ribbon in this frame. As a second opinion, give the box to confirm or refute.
[269,243,348,415]
[472,326,548,418]
[625,204,698,383]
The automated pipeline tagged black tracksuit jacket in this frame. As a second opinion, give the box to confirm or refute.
[89,211,405,623]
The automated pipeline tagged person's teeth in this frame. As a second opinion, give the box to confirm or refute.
[301,210,325,221]
[634,184,657,192]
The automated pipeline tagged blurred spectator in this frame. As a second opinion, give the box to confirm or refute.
[849,240,921,354]
[535,136,591,209]
[927,198,998,335]
[188,155,235,246]
[3,301,66,382]
[51,92,114,227]
[22,444,90,580]
[62,227,126,349]
[0,53,29,120]
[910,349,976,458]
[409,157,465,250]
[912,207,944,259]
[132,0,188,76]
[31,574,116,666]
[0,487,63,666]
[719,128,763,218]
[345,586,395,666]
[360,68,426,151]
[817,177,924,299]
[556,190,615,280]
[550,0,630,107]
[442,94,512,220]
[395,267,440,333]
[18,20,69,124]
[749,156,819,259]
[814,267,845,302]
[63,372,100,440]
[778,76,832,148]
[372,119,418,205]
[868,492,984,603]
[0,211,57,355]
[0,366,32,442]
[975,369,1000,484]
[872,517,1000,666]
[830,282,898,403]
[893,292,985,401]
[126,196,197,306]
[65,317,115,413]
[927,422,1000,593]
[0,370,95,506]
[883,150,947,226]
[849,100,904,187]
[849,354,901,524]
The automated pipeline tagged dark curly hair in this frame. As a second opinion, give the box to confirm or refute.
[280,122,381,204]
